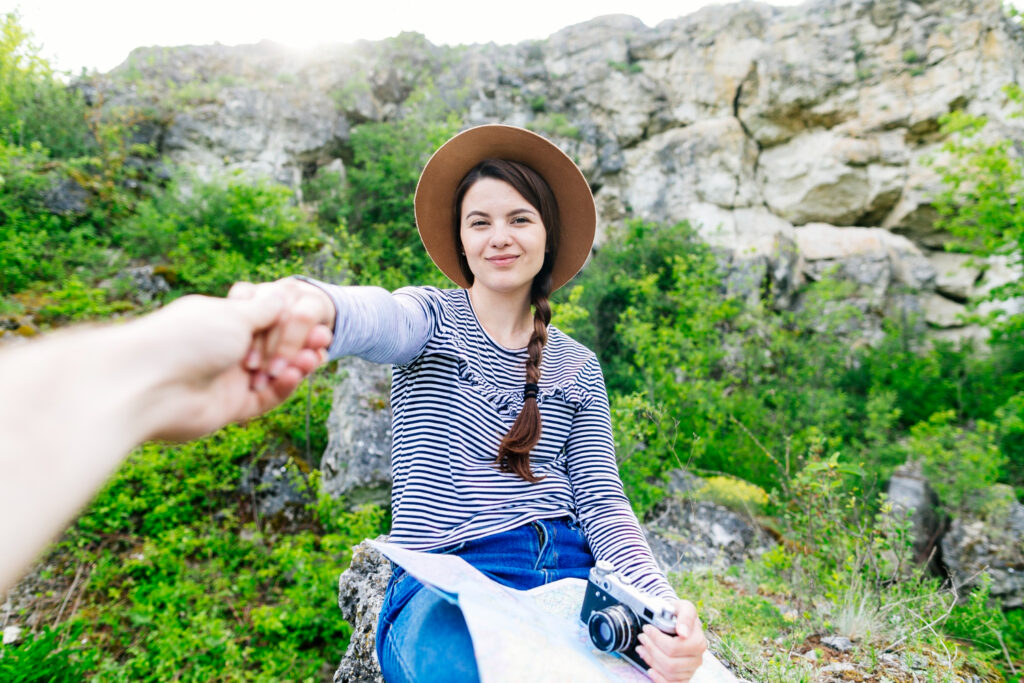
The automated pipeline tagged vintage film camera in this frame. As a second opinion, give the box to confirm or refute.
[579,561,677,673]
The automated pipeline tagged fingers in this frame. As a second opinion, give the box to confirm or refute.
[226,279,333,383]
[306,323,333,352]
[635,600,708,683]
[266,300,327,377]
[228,282,267,372]
[233,290,286,332]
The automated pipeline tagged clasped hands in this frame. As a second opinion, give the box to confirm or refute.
[149,277,335,441]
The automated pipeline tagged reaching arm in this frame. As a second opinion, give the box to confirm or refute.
[0,292,330,592]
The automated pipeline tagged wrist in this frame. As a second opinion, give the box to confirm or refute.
[290,276,337,329]
[114,314,186,443]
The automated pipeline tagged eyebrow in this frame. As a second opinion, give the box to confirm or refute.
[464,208,538,219]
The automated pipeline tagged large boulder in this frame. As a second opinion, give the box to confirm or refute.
[320,357,394,506]
[757,130,906,227]
[941,485,1024,608]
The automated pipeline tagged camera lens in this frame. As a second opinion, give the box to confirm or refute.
[587,604,641,653]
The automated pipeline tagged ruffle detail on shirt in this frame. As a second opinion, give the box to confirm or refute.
[450,351,590,418]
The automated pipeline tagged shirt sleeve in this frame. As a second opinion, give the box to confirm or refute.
[565,355,678,603]
[293,277,433,365]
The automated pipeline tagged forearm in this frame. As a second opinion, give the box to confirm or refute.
[0,318,176,591]
[568,358,677,602]
[295,278,432,364]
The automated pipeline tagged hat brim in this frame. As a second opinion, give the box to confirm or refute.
[414,124,596,291]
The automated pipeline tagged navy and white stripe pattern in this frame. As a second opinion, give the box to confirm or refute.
[308,280,676,602]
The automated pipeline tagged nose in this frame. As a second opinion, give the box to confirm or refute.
[489,223,513,248]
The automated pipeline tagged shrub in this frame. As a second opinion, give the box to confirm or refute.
[931,84,1024,338]
[694,475,769,515]
[338,87,459,290]
[114,175,326,296]
[904,410,1006,514]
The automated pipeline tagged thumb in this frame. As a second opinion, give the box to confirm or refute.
[674,600,698,639]
[232,292,285,332]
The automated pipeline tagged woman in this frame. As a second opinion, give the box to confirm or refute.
[238,125,707,682]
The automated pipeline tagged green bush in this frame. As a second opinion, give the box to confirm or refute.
[905,410,1006,514]
[0,140,111,295]
[932,84,1024,338]
[114,175,326,296]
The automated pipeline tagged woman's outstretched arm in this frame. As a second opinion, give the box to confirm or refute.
[233,277,434,375]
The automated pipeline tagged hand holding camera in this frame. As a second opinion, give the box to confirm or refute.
[580,561,707,682]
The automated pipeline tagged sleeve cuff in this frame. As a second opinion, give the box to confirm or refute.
[292,275,347,360]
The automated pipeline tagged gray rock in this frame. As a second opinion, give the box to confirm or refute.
[886,460,943,565]
[239,454,312,529]
[928,252,980,302]
[644,498,773,574]
[334,538,390,683]
[119,265,171,304]
[43,176,89,216]
[941,485,1024,609]
[923,293,968,328]
[321,357,394,506]
[820,635,854,653]
[3,625,21,645]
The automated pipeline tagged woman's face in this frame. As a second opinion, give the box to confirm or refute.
[459,177,547,301]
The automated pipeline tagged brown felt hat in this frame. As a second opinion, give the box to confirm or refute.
[414,124,596,291]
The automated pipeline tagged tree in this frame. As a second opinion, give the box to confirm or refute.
[0,11,90,157]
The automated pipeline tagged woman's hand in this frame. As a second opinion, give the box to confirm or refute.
[635,599,708,683]
[228,278,336,391]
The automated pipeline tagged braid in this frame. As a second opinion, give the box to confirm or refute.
[452,158,562,483]
[497,275,552,483]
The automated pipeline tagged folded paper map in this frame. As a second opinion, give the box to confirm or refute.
[369,540,739,683]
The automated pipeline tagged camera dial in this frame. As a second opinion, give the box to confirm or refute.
[588,604,642,653]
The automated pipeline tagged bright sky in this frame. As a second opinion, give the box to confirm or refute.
[7,0,806,75]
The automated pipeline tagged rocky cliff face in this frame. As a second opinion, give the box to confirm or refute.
[96,0,1024,339]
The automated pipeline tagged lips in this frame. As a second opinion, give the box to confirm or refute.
[487,255,519,266]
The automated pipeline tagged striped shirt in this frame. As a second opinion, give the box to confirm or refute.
[309,281,676,602]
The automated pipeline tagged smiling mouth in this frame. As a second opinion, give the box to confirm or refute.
[487,255,519,265]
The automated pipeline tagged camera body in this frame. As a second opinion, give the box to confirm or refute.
[579,561,676,672]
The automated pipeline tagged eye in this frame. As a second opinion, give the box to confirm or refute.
[469,219,489,228]
[512,215,532,224]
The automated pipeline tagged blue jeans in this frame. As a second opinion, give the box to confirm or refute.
[375,517,595,683]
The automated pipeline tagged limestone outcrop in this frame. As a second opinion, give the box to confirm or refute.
[92,0,1024,342]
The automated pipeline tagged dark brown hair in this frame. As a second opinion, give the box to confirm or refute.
[452,159,560,483]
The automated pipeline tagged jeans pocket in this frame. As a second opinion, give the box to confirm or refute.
[380,568,416,626]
